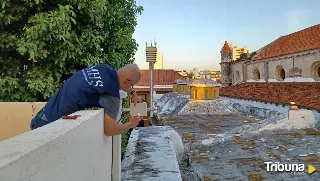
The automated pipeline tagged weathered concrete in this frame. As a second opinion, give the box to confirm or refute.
[221,96,289,118]
[164,113,320,181]
[121,126,182,181]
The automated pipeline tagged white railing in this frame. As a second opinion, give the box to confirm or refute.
[0,90,127,181]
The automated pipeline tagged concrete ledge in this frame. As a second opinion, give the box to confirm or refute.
[121,126,182,181]
[0,109,114,181]
[221,96,290,117]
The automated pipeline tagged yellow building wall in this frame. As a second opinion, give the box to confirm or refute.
[0,102,46,141]
[154,51,163,69]
[186,85,191,94]
[146,93,151,103]
[190,86,220,100]
[177,84,190,94]
[173,84,178,92]
[232,47,250,61]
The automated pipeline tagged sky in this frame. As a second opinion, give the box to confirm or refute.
[132,0,320,71]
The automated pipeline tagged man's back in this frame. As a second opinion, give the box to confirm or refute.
[43,64,120,122]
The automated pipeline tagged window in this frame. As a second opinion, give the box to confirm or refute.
[253,68,260,81]
[205,90,209,100]
[311,61,320,78]
[276,66,285,81]
[194,90,198,99]
[214,90,216,99]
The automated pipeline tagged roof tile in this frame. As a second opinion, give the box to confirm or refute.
[136,69,184,86]
[252,24,320,60]
[220,82,320,110]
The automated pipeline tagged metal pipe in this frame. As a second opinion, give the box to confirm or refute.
[150,62,154,119]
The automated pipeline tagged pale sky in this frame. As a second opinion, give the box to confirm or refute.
[133,0,320,71]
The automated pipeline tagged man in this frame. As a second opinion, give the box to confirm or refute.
[30,63,142,136]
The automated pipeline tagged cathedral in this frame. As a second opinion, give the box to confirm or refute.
[220,24,320,86]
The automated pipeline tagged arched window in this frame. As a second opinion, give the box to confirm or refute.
[276,66,285,81]
[253,68,260,81]
[310,61,320,78]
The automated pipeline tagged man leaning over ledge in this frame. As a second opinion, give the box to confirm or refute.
[30,64,142,136]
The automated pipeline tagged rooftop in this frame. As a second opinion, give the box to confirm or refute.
[220,82,320,110]
[158,96,320,180]
[121,126,182,181]
[189,78,221,87]
[136,69,184,92]
[164,113,320,181]
[252,24,320,60]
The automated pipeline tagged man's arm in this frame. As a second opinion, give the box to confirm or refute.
[99,94,133,136]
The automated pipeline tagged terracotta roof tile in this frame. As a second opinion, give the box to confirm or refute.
[252,24,320,60]
[220,82,320,110]
[222,41,231,51]
[136,69,184,86]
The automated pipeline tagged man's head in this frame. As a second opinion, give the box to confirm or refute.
[117,64,141,92]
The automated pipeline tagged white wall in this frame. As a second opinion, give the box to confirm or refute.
[0,110,114,181]
[0,90,128,181]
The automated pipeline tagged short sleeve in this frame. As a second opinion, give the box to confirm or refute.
[99,94,120,120]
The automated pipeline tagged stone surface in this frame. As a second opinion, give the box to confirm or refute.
[161,97,320,181]
[121,126,182,181]
[228,49,320,85]
[164,115,320,180]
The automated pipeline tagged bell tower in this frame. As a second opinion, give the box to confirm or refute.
[220,41,232,86]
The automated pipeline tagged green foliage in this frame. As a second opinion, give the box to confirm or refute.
[0,0,143,101]
[186,72,194,79]
[120,95,132,159]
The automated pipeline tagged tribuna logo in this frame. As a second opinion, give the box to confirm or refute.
[264,162,305,172]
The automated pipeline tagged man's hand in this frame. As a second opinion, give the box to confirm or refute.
[128,115,141,128]
[131,92,141,106]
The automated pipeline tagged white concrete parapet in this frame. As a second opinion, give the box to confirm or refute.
[121,126,182,181]
[0,90,128,181]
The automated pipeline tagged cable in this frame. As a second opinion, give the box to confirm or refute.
[111,136,114,181]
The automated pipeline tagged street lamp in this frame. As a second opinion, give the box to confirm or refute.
[145,41,157,119]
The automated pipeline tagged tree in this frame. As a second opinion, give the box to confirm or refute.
[186,72,194,79]
[0,0,143,102]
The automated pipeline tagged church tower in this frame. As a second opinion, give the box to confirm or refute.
[220,41,232,86]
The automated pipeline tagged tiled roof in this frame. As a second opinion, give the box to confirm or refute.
[135,69,184,92]
[252,24,320,60]
[136,69,184,86]
[220,82,320,110]
[221,41,231,51]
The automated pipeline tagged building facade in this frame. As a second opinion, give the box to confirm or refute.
[230,45,250,61]
[173,78,221,100]
[154,51,164,69]
[220,24,320,86]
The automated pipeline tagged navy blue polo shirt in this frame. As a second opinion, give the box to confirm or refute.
[43,64,120,122]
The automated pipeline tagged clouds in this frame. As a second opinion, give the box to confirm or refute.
[284,9,309,34]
